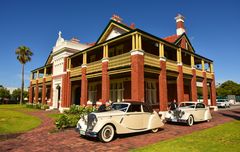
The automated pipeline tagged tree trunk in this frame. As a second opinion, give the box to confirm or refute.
[20,63,24,105]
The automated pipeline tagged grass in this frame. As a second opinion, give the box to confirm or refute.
[132,120,240,152]
[47,113,64,120]
[0,104,41,134]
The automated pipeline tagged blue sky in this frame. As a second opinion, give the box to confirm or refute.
[0,0,240,88]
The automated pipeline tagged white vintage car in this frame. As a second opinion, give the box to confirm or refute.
[216,99,230,108]
[165,102,212,126]
[76,102,164,142]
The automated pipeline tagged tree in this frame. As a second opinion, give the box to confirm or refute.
[15,46,33,105]
[0,87,10,104]
[11,88,28,103]
[216,80,240,97]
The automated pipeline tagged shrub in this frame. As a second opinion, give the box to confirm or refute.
[55,105,96,129]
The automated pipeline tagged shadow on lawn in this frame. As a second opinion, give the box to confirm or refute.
[219,112,240,121]
[0,133,22,141]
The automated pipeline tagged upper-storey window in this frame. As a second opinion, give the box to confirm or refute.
[142,37,158,56]
[164,45,177,61]
[71,54,83,68]
[87,47,103,63]
[108,37,131,58]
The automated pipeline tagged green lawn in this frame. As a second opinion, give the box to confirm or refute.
[0,104,41,134]
[47,113,64,120]
[132,121,240,152]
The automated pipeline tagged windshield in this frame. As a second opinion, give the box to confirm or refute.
[111,104,129,112]
[179,103,195,108]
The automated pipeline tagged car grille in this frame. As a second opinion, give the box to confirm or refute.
[87,113,95,131]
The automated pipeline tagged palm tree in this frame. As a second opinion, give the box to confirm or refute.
[15,46,33,105]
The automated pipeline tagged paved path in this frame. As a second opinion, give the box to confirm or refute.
[0,108,240,152]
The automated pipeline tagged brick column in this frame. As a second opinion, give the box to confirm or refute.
[211,74,216,106]
[66,72,71,107]
[42,78,46,104]
[81,65,88,105]
[191,69,197,101]
[177,64,184,103]
[202,72,208,105]
[61,74,66,107]
[159,58,168,111]
[34,80,39,103]
[131,50,144,102]
[29,82,33,103]
[101,59,109,104]
[49,80,53,106]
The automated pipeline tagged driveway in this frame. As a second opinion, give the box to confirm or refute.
[0,107,240,152]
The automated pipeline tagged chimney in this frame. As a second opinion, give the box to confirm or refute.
[175,14,186,36]
[111,14,123,23]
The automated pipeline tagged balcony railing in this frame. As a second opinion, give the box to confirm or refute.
[109,52,131,69]
[70,66,82,77]
[87,61,102,74]
[166,60,178,72]
[144,53,159,68]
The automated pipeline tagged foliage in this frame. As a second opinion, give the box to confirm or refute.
[15,45,33,105]
[0,87,10,104]
[0,105,41,134]
[217,80,240,97]
[11,88,28,103]
[26,103,49,110]
[55,105,96,129]
[132,120,240,152]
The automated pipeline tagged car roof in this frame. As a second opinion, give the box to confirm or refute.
[112,101,147,105]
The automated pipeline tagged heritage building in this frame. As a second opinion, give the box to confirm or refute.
[28,14,217,112]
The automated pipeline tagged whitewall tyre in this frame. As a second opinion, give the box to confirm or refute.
[151,128,159,133]
[98,124,115,143]
[187,115,194,126]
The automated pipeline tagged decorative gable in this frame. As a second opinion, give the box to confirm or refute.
[174,33,194,52]
[96,20,132,44]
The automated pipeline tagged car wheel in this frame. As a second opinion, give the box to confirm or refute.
[151,128,159,133]
[98,124,115,143]
[187,115,194,126]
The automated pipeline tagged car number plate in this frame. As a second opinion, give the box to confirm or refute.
[80,130,86,135]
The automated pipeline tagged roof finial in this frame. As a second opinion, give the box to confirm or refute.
[58,31,62,38]
[111,14,123,23]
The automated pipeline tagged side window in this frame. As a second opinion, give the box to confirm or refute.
[196,103,205,108]
[143,105,153,113]
[127,105,141,112]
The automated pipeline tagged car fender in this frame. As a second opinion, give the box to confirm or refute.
[204,108,212,120]
[148,111,164,129]
[181,112,191,120]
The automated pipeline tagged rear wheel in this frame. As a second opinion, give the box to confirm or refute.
[151,128,159,133]
[187,115,194,126]
[98,124,115,143]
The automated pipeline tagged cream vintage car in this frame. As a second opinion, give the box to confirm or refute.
[76,102,164,142]
[165,102,212,126]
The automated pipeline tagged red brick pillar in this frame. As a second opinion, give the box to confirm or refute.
[66,72,71,107]
[211,74,216,106]
[42,78,46,104]
[131,50,144,102]
[49,80,53,106]
[34,80,39,103]
[102,59,109,104]
[29,82,33,103]
[159,58,168,111]
[177,64,184,103]
[191,69,197,101]
[202,72,208,105]
[61,74,66,107]
[81,66,88,105]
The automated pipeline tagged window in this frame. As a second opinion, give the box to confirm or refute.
[127,104,141,112]
[145,81,157,105]
[88,84,97,102]
[196,103,205,108]
[143,104,153,113]
[110,81,124,102]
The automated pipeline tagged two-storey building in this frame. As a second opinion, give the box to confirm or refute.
[28,14,216,112]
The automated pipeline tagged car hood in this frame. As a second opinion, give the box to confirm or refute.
[177,107,195,112]
[91,110,125,117]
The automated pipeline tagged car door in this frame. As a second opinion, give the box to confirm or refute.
[141,104,152,129]
[121,104,144,130]
[194,103,206,121]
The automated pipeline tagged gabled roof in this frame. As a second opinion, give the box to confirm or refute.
[174,33,195,52]
[164,33,195,52]
[96,20,133,44]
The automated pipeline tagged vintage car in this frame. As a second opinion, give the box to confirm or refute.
[76,102,164,142]
[165,102,212,126]
[216,99,230,108]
